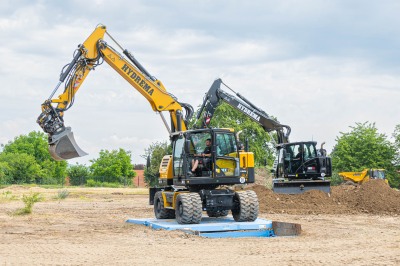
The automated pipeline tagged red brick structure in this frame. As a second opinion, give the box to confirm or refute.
[133,165,146,188]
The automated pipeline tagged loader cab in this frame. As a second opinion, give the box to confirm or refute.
[166,128,250,190]
[370,169,386,180]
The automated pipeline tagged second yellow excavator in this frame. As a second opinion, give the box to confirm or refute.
[37,25,259,224]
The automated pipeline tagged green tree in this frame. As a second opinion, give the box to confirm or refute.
[0,153,42,183]
[1,131,67,184]
[67,163,91,186]
[392,124,400,188]
[90,148,136,185]
[192,102,276,166]
[0,161,12,185]
[393,124,400,169]
[331,122,398,187]
[142,141,172,187]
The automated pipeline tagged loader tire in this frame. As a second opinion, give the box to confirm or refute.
[232,190,259,222]
[175,193,202,224]
[344,180,356,186]
[154,191,175,219]
[206,209,229,218]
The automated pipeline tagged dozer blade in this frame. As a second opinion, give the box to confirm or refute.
[48,127,87,161]
[272,180,331,194]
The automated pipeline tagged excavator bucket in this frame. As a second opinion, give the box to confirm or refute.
[48,127,87,161]
[272,180,331,194]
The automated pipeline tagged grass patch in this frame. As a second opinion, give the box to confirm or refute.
[85,179,122,188]
[14,192,43,215]
[78,195,92,201]
[0,191,18,202]
[126,188,149,195]
[54,189,69,200]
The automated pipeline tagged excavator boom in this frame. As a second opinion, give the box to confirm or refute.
[37,25,192,160]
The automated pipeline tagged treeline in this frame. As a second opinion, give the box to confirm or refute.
[331,122,400,188]
[0,132,136,186]
[1,119,399,189]
[144,109,400,188]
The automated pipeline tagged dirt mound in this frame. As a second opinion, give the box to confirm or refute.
[251,180,400,215]
[332,180,400,214]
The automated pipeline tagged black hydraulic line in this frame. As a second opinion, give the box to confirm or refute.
[176,111,182,132]
[59,49,82,82]
[170,116,176,133]
[123,49,156,82]
[180,102,194,128]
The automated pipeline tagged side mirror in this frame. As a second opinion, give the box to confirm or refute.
[184,140,191,154]
[245,138,249,152]
[270,168,276,178]
[146,155,151,170]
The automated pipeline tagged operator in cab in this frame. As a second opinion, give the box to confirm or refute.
[190,138,212,175]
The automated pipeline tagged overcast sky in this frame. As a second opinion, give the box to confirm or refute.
[1,0,399,165]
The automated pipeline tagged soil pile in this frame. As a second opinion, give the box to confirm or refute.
[251,180,400,215]
[332,180,400,214]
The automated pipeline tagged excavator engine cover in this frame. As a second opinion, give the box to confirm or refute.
[48,127,87,161]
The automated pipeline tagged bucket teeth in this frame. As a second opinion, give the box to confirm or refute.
[48,127,87,161]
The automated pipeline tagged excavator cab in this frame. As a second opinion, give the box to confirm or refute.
[157,128,254,189]
[273,141,331,194]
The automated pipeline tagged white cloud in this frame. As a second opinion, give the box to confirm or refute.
[0,0,399,165]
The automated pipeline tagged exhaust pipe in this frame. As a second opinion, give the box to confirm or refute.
[48,127,88,161]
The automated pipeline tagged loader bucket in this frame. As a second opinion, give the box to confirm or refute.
[48,127,87,161]
[272,180,331,194]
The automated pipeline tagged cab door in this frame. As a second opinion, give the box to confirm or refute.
[172,136,185,177]
[215,132,240,177]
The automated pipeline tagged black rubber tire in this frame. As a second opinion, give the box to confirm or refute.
[206,209,229,218]
[154,191,175,219]
[175,193,202,224]
[232,190,259,222]
[344,180,356,186]
[246,190,259,222]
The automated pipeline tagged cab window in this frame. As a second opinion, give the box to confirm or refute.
[216,133,237,157]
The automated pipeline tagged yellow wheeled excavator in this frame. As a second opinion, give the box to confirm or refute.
[37,25,259,224]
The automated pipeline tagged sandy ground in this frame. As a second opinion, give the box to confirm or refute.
[0,186,399,265]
